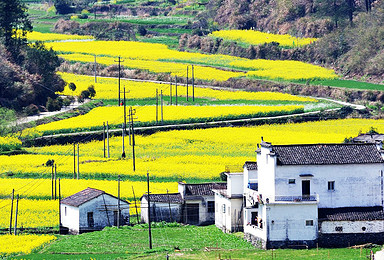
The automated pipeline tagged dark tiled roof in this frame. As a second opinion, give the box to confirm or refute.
[142,193,183,204]
[271,143,384,165]
[185,183,227,196]
[319,207,384,221]
[244,161,258,170]
[353,134,384,143]
[61,187,105,207]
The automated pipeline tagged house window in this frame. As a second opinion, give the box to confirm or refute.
[289,179,296,184]
[65,207,67,216]
[328,181,335,191]
[222,204,226,213]
[305,220,314,226]
[251,212,258,225]
[87,212,94,228]
[335,226,343,232]
[208,201,215,213]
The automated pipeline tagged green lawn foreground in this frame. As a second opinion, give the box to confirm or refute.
[10,224,382,260]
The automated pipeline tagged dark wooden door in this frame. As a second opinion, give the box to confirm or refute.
[302,180,310,197]
[186,203,199,225]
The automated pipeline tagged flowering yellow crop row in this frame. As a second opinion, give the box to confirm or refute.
[0,136,22,152]
[59,72,317,102]
[60,54,245,82]
[0,178,178,202]
[0,199,58,228]
[4,118,383,181]
[24,31,94,42]
[0,234,56,256]
[210,30,317,47]
[46,40,338,81]
[35,105,304,134]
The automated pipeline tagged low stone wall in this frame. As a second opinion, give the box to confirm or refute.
[319,232,384,248]
[244,232,267,249]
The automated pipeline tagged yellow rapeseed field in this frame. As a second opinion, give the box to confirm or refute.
[46,40,337,81]
[4,118,384,181]
[25,31,94,42]
[35,105,304,133]
[0,136,22,151]
[210,30,317,47]
[0,234,56,256]
[59,72,317,102]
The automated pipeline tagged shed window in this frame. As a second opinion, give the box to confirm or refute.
[328,181,335,191]
[64,207,67,216]
[87,212,94,228]
[305,220,314,226]
[288,179,296,184]
[208,201,215,213]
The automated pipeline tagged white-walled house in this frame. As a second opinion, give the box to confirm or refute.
[140,182,226,225]
[242,139,384,248]
[214,172,244,233]
[61,187,130,234]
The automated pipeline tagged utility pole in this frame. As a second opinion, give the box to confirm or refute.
[59,178,61,232]
[186,66,189,101]
[94,55,97,83]
[122,123,126,158]
[161,90,163,124]
[123,87,127,133]
[192,65,195,102]
[54,164,57,200]
[9,189,14,234]
[14,194,19,235]
[114,56,124,106]
[103,122,106,158]
[147,171,152,249]
[107,121,110,158]
[51,165,54,199]
[117,175,121,228]
[167,189,172,222]
[132,186,139,224]
[77,144,80,179]
[129,107,136,171]
[73,143,76,179]
[155,89,158,124]
[170,79,172,105]
[175,76,178,106]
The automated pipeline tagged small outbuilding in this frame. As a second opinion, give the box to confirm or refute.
[60,187,130,234]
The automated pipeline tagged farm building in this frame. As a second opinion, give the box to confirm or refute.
[140,182,226,225]
[60,187,130,234]
[218,138,384,248]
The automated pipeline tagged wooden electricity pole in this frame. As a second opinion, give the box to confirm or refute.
[107,121,110,158]
[170,79,172,105]
[117,175,121,228]
[132,186,139,224]
[9,189,14,234]
[103,122,106,158]
[156,89,158,124]
[54,164,57,200]
[175,76,178,106]
[167,189,172,222]
[129,107,136,171]
[94,55,97,83]
[186,66,189,101]
[73,143,76,179]
[160,90,163,124]
[192,65,195,102]
[115,56,124,106]
[14,194,19,235]
[77,144,79,179]
[147,171,152,249]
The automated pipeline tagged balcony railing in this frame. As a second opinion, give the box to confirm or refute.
[275,195,318,202]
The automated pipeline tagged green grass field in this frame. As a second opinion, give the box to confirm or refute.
[311,79,384,91]
[11,225,382,260]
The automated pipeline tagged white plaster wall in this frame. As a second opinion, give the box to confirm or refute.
[267,203,318,241]
[274,164,383,208]
[321,220,384,234]
[61,204,79,232]
[214,193,226,230]
[79,194,130,229]
[244,203,267,240]
[227,173,243,196]
[257,146,276,199]
[141,197,149,223]
[243,168,258,191]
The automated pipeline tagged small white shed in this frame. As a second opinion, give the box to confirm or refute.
[60,187,130,234]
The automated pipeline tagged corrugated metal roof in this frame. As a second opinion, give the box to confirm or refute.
[319,207,384,221]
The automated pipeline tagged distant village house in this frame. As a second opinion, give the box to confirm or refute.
[60,187,130,234]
